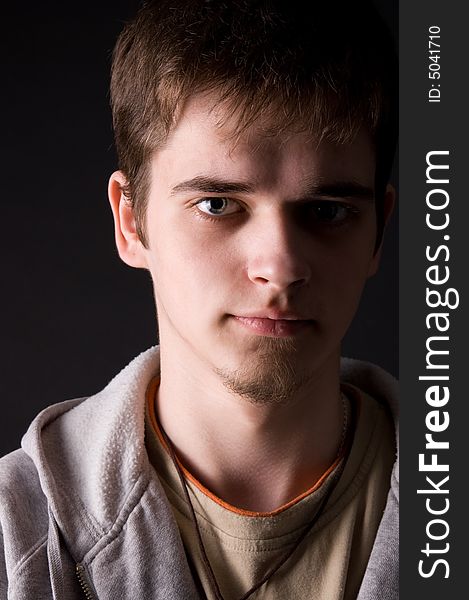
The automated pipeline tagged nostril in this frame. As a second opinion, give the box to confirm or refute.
[289,276,308,289]
[249,270,310,290]
[252,275,270,284]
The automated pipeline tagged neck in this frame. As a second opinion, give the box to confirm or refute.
[156,343,344,513]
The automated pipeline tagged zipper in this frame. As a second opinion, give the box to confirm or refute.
[76,564,97,600]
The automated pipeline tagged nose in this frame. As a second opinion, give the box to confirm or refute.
[246,213,311,291]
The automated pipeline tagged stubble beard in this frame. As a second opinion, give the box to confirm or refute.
[215,337,314,406]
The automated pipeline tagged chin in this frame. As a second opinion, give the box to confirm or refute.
[214,337,314,405]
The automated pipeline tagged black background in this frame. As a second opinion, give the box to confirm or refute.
[0,1,397,457]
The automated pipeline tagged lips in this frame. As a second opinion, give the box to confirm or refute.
[232,315,313,337]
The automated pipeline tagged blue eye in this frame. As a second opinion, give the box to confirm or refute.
[310,201,358,224]
[196,197,240,216]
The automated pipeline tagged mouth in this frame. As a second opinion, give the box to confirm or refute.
[232,315,314,337]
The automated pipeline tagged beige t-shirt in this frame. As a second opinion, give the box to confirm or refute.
[145,379,395,600]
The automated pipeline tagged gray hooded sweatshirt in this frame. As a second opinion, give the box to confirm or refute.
[0,347,399,599]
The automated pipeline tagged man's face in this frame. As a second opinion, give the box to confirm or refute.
[134,95,387,402]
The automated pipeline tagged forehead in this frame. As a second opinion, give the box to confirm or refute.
[153,94,376,192]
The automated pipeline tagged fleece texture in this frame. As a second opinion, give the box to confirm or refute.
[0,347,398,599]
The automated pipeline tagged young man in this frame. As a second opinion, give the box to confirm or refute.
[0,1,398,598]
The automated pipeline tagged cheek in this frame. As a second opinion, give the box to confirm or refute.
[310,233,376,314]
[147,217,242,304]
[314,225,375,275]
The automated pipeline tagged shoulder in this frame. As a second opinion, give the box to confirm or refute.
[0,449,49,582]
[0,448,46,510]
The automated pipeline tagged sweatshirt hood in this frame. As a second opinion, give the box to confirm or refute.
[21,347,161,560]
[340,357,399,485]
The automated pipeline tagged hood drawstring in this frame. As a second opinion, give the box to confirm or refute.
[46,507,65,600]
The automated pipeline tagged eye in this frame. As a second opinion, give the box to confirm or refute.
[196,197,241,217]
[309,201,358,224]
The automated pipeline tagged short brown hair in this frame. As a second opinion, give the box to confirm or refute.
[110,0,397,247]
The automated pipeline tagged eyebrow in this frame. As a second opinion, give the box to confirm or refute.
[307,182,375,202]
[170,175,375,202]
[170,176,254,196]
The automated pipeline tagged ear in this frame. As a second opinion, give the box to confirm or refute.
[367,183,396,277]
[108,170,148,269]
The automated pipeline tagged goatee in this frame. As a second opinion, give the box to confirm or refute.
[215,337,313,405]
